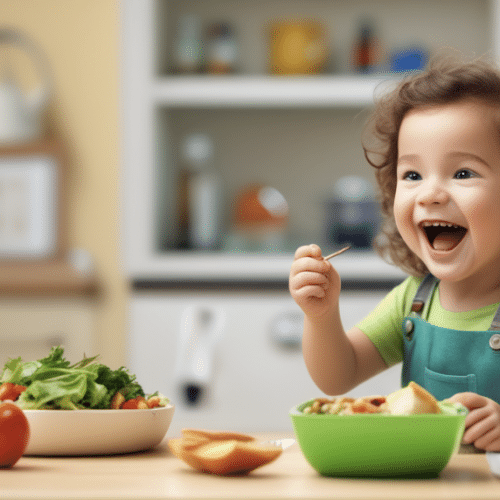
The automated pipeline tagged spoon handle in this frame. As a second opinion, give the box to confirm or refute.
[324,245,351,261]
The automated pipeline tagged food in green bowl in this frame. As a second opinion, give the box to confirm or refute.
[290,382,467,478]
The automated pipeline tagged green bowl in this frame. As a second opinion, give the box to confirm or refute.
[290,399,467,478]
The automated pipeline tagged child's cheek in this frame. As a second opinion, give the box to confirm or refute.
[394,196,421,254]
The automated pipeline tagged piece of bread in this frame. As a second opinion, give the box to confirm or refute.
[178,434,211,450]
[181,428,256,443]
[168,438,207,470]
[190,439,282,475]
[386,381,441,415]
[168,428,282,475]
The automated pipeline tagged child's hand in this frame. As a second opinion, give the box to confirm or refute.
[289,244,340,319]
[448,392,500,451]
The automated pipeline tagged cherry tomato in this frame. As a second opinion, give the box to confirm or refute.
[121,396,148,409]
[146,396,161,408]
[0,382,27,401]
[0,402,30,468]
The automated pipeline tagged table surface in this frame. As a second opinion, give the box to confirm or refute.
[2,433,500,500]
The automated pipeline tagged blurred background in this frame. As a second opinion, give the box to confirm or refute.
[0,0,498,433]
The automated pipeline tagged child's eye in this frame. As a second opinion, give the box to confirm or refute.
[403,171,422,181]
[454,169,476,179]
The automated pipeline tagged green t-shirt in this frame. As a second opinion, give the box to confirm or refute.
[356,276,500,367]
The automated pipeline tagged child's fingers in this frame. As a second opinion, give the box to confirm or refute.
[293,284,326,300]
[484,438,500,452]
[289,245,341,309]
[463,404,492,429]
[464,417,500,450]
[290,271,328,292]
[450,393,500,450]
[449,392,490,432]
[462,410,496,442]
[294,244,323,260]
[448,392,488,410]
[482,434,500,452]
[290,255,331,279]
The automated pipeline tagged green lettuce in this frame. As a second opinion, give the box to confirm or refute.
[0,346,145,410]
[437,400,469,416]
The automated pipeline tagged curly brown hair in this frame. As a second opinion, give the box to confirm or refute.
[363,57,500,276]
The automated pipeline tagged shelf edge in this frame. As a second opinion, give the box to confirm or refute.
[152,74,399,108]
[0,261,100,297]
[124,251,407,283]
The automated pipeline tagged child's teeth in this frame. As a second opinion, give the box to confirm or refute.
[423,222,459,228]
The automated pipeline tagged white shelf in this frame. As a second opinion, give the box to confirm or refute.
[153,74,399,108]
[126,251,407,283]
[122,0,500,283]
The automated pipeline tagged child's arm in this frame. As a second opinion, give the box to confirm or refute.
[289,244,387,395]
[448,393,500,451]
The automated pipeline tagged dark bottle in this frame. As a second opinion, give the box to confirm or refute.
[352,21,379,74]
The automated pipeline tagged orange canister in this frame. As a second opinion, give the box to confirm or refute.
[269,20,328,75]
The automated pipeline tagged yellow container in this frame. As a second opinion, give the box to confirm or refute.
[269,20,328,75]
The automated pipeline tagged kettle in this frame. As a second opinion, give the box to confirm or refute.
[0,27,52,144]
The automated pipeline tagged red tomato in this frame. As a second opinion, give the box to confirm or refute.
[0,402,30,468]
[121,396,148,409]
[0,382,27,401]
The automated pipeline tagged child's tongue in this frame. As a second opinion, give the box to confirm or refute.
[432,231,460,251]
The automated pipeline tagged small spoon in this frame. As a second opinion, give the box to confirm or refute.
[324,245,351,261]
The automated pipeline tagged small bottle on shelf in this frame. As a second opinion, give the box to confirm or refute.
[179,134,223,250]
[173,14,203,74]
[351,19,381,74]
[205,22,238,74]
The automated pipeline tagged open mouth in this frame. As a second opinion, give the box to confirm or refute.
[421,221,467,251]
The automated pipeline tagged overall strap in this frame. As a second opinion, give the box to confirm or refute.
[411,273,500,330]
[411,274,439,316]
[490,305,500,331]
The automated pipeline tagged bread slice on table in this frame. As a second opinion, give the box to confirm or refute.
[168,428,282,475]
[181,428,256,442]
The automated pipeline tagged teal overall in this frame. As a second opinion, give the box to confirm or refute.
[402,274,500,403]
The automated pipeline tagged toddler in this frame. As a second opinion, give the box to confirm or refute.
[289,57,500,451]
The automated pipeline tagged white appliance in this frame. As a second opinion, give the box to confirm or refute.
[128,287,402,436]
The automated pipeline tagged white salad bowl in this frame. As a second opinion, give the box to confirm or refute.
[23,404,175,456]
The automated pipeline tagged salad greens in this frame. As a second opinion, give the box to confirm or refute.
[0,346,149,410]
[438,401,469,416]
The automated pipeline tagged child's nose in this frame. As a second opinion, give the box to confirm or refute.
[416,179,449,205]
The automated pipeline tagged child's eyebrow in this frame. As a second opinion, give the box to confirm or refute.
[397,152,491,168]
[397,154,419,164]
[447,152,491,168]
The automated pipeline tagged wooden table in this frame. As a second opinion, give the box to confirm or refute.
[2,433,500,500]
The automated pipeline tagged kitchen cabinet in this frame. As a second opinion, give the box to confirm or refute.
[121,0,500,281]
[121,1,499,430]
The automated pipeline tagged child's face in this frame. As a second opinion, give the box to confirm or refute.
[394,100,500,284]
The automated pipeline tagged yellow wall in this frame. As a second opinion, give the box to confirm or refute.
[1,1,127,367]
